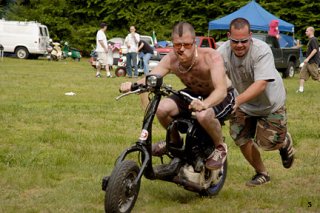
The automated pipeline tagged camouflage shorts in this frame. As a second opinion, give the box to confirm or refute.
[229,106,287,151]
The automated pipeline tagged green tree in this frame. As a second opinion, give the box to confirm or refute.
[3,0,320,55]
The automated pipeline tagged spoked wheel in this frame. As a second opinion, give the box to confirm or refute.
[199,159,228,196]
[115,67,127,77]
[104,160,141,213]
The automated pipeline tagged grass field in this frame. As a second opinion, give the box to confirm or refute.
[0,57,319,213]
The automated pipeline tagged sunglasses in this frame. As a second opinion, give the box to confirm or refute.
[173,42,194,49]
[229,37,250,44]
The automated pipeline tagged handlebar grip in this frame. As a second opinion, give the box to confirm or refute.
[131,82,139,91]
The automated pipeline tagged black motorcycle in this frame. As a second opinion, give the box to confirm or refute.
[102,74,227,212]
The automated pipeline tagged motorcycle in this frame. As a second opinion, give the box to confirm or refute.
[46,40,63,61]
[62,41,81,61]
[114,49,145,77]
[114,48,127,77]
[102,74,227,212]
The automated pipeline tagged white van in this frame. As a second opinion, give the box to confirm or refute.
[0,19,50,59]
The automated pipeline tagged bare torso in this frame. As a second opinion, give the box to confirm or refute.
[167,48,230,96]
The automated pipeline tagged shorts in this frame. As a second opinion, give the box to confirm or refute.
[169,87,235,122]
[229,106,287,151]
[96,51,112,66]
[299,63,319,81]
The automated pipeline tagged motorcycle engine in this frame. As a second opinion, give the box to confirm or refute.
[179,164,220,188]
[180,165,201,184]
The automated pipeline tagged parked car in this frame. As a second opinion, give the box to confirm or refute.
[155,36,217,60]
[252,33,300,78]
[0,19,50,59]
[195,36,217,49]
[156,41,173,60]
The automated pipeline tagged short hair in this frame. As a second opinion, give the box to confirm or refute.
[100,22,107,28]
[171,22,195,38]
[229,18,251,33]
[307,26,315,33]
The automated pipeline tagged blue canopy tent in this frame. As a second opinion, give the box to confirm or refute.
[208,0,294,33]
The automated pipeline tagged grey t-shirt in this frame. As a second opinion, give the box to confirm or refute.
[218,38,286,116]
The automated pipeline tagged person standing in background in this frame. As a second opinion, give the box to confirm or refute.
[95,22,113,78]
[125,26,140,78]
[297,26,320,93]
[138,39,153,75]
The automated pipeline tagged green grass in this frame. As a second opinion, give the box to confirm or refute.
[0,57,319,212]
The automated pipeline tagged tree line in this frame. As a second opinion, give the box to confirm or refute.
[1,0,319,55]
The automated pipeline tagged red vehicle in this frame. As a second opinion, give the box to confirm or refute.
[196,36,217,49]
[156,41,173,60]
[155,36,217,60]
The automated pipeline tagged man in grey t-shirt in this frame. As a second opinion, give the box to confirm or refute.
[218,18,295,186]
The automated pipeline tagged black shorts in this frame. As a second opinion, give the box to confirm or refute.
[169,87,235,122]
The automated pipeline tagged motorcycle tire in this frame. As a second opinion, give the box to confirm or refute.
[199,158,228,197]
[104,160,141,213]
[115,67,127,77]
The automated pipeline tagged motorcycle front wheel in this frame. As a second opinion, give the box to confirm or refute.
[104,160,141,213]
[199,159,228,197]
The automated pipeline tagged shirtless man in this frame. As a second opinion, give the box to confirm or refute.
[120,22,234,170]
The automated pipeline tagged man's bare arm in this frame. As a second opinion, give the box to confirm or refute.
[233,80,268,112]
[203,50,228,109]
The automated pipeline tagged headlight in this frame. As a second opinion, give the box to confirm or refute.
[146,74,162,88]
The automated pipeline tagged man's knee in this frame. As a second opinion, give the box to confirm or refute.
[156,104,168,119]
[196,109,218,125]
[156,99,176,118]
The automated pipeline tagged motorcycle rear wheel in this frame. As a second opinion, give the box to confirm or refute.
[104,160,141,213]
[199,159,228,197]
[115,67,127,77]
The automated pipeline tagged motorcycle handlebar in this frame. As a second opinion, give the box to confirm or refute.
[116,83,146,100]
[116,82,202,104]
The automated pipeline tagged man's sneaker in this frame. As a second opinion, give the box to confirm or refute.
[107,74,113,78]
[96,74,101,78]
[279,132,295,169]
[205,143,227,170]
[296,89,303,93]
[246,173,270,187]
[152,141,167,156]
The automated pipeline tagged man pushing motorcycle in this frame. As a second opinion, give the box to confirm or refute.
[120,22,234,170]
